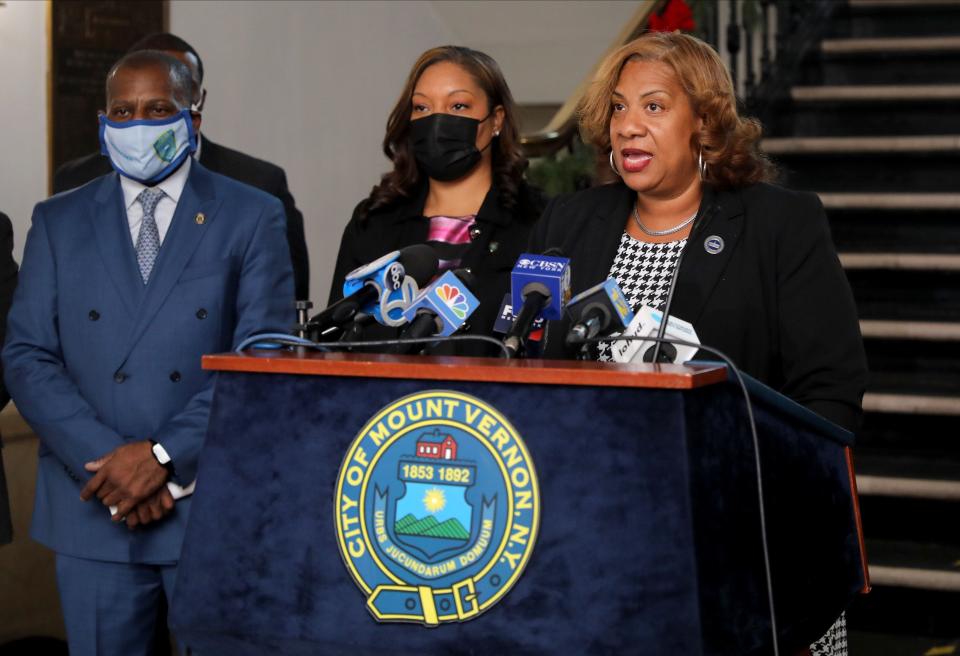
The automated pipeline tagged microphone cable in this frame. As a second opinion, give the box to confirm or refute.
[580,334,780,656]
[234,333,320,352]
[234,333,512,359]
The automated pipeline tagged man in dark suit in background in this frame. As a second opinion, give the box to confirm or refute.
[53,33,311,301]
[0,212,17,545]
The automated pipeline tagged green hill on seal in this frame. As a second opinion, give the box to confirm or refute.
[395,514,469,540]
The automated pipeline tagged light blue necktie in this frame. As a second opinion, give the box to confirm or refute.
[135,188,165,284]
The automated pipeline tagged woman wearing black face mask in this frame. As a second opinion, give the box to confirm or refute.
[328,45,545,356]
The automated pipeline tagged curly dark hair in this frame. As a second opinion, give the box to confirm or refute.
[358,46,528,220]
[579,31,776,190]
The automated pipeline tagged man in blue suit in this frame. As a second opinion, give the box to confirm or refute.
[3,51,293,654]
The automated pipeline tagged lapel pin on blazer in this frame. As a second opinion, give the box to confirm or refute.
[704,235,724,255]
[195,212,206,225]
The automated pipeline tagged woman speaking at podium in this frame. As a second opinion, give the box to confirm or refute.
[527,31,866,656]
[329,46,544,354]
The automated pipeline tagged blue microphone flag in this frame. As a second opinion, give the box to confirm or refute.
[341,250,423,327]
[567,278,635,329]
[509,253,571,321]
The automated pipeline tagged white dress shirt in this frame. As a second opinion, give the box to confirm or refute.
[119,156,191,246]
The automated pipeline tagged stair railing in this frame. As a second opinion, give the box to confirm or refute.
[519,0,659,158]
[521,0,837,160]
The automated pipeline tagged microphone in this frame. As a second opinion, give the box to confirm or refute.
[609,304,701,364]
[308,245,438,334]
[392,269,480,354]
[564,279,635,347]
[502,252,571,358]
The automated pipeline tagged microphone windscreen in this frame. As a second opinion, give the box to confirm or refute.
[452,268,479,294]
[398,244,440,286]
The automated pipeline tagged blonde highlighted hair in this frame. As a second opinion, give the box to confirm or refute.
[579,31,775,189]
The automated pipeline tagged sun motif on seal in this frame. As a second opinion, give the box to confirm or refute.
[423,488,446,514]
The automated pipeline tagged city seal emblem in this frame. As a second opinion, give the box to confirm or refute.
[335,390,540,626]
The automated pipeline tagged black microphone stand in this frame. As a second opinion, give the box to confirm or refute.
[648,197,716,364]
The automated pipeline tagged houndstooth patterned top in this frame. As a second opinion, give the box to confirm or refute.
[810,613,847,656]
[596,233,686,362]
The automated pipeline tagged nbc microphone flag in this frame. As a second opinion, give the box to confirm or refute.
[402,270,480,337]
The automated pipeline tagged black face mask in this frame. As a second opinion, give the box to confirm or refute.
[409,112,493,182]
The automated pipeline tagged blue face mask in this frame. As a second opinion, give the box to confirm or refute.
[98,109,198,184]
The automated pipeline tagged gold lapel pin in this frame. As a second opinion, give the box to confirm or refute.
[195,212,206,225]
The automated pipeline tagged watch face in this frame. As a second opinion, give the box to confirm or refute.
[152,443,171,465]
[346,250,401,281]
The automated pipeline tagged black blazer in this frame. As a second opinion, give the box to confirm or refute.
[329,182,545,356]
[0,212,17,543]
[529,182,868,433]
[52,136,310,300]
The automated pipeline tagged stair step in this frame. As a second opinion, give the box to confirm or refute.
[821,35,960,53]
[864,337,960,396]
[847,268,960,322]
[849,0,960,8]
[828,207,960,255]
[858,412,960,456]
[780,149,958,191]
[859,487,960,547]
[848,633,960,656]
[868,540,960,592]
[856,452,960,477]
[767,97,960,136]
[848,585,960,641]
[831,0,960,39]
[856,452,960,502]
[858,475,960,501]
[864,393,960,415]
[792,84,960,101]
[817,193,960,210]
[764,135,960,154]
[861,320,960,340]
[840,253,960,271]
[799,47,960,86]
[771,138,960,192]
[870,565,960,591]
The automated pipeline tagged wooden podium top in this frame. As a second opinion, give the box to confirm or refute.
[202,351,727,390]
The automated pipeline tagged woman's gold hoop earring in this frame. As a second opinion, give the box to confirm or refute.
[609,150,621,177]
[698,149,707,181]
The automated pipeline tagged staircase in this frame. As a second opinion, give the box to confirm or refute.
[763,0,960,653]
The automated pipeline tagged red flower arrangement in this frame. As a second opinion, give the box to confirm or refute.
[647,0,696,33]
